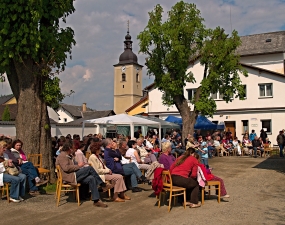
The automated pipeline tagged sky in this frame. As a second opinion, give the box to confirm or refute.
[1,0,285,110]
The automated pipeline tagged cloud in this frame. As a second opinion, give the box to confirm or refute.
[1,0,285,111]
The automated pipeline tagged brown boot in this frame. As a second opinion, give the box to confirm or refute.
[93,200,108,208]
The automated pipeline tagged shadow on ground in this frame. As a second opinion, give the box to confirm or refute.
[252,156,285,175]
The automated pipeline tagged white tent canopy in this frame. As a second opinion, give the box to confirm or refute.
[82,114,161,140]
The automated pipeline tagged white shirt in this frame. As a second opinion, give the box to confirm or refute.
[125,148,139,167]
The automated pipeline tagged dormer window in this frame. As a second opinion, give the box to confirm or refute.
[122,73,126,82]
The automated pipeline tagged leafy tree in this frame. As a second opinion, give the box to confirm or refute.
[137,1,247,140]
[2,105,10,121]
[0,0,76,180]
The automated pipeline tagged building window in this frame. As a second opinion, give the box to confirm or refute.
[261,119,271,134]
[123,85,124,88]
[240,85,247,99]
[136,73,139,82]
[64,118,67,122]
[211,91,223,100]
[122,73,126,82]
[187,89,196,101]
[242,120,248,134]
[259,83,272,97]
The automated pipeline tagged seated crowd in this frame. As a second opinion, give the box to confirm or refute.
[5,127,277,207]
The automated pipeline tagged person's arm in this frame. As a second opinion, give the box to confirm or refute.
[190,161,198,179]
[109,149,122,160]
[89,155,110,175]
[133,150,142,163]
[56,155,81,173]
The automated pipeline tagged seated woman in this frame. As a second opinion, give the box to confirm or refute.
[0,140,27,202]
[125,140,150,171]
[88,142,130,202]
[9,139,47,195]
[104,139,146,193]
[221,136,233,153]
[232,137,241,155]
[170,147,200,208]
[158,141,175,170]
[194,153,230,199]
[242,135,252,155]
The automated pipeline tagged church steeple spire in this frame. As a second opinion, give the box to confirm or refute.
[124,20,132,50]
[115,21,139,65]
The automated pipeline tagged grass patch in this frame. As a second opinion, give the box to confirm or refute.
[43,183,57,193]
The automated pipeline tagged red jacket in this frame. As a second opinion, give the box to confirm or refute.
[170,156,198,179]
[152,168,165,196]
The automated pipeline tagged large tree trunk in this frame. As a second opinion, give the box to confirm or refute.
[6,58,55,183]
[173,95,198,144]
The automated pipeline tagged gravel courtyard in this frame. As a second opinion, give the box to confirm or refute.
[1,156,285,225]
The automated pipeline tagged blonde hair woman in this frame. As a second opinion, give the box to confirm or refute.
[158,142,175,170]
[0,141,26,202]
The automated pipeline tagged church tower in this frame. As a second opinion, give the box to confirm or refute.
[113,28,143,114]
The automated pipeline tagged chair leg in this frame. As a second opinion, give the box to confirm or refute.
[183,190,186,209]
[168,191,172,212]
[108,189,111,199]
[56,184,61,207]
[158,192,161,208]
[217,183,221,203]
[208,186,210,200]
[76,187,80,206]
[201,187,204,205]
[6,184,9,203]
[55,181,59,199]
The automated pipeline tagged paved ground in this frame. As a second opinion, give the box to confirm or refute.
[1,155,285,225]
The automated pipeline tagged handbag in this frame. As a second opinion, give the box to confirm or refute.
[3,161,19,176]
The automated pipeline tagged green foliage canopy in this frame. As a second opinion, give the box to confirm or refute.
[137,1,247,117]
[0,0,76,105]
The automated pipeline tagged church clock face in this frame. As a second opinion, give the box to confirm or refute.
[121,66,126,72]
[136,67,139,71]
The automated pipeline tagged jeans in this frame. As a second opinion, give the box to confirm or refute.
[122,163,142,188]
[279,145,284,157]
[3,173,26,199]
[20,162,38,191]
[207,146,215,158]
[76,166,103,201]
[201,158,209,168]
[171,148,185,156]
[253,147,264,157]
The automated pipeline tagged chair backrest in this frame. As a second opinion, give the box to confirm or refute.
[28,154,42,168]
[161,170,172,189]
[56,165,62,182]
[85,152,91,160]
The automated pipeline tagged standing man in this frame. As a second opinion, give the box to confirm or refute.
[276,130,284,158]
[249,130,257,142]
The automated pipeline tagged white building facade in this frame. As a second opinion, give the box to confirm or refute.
[148,31,285,141]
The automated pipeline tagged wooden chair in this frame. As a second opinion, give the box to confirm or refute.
[55,165,81,207]
[85,152,91,160]
[28,154,50,183]
[157,170,186,212]
[0,183,10,203]
[201,180,221,205]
